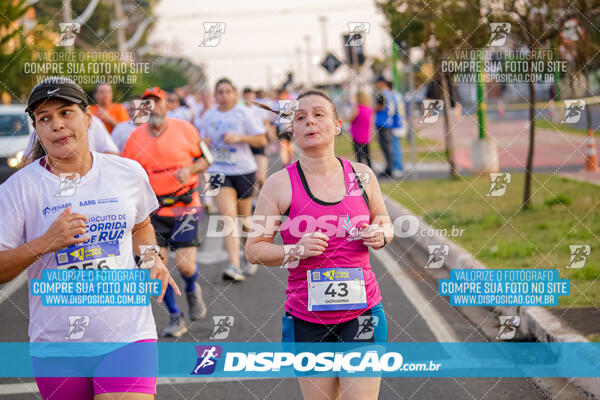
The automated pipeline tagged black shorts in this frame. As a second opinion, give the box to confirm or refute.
[250,145,265,155]
[150,214,200,249]
[215,173,255,199]
[282,303,387,343]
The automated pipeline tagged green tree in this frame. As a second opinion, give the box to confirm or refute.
[494,0,599,209]
[378,0,485,178]
[0,0,48,102]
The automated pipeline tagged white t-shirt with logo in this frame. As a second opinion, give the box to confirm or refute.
[0,152,158,356]
[196,104,265,176]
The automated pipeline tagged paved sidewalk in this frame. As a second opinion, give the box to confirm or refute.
[416,115,596,171]
[559,170,600,186]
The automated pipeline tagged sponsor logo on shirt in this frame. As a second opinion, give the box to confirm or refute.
[80,199,96,207]
[42,202,71,217]
[97,197,119,204]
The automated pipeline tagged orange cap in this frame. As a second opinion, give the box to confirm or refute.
[142,87,167,101]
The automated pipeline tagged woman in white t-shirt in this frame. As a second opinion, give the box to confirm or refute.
[0,77,179,400]
[196,78,267,281]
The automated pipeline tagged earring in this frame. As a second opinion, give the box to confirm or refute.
[335,127,341,133]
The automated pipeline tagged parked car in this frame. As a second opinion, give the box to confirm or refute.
[0,105,33,183]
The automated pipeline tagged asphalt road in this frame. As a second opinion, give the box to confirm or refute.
[0,228,559,399]
[0,153,578,399]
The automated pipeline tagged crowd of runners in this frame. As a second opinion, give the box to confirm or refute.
[0,76,394,399]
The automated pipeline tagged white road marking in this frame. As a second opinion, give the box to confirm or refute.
[372,248,458,342]
[0,272,27,305]
[0,377,271,395]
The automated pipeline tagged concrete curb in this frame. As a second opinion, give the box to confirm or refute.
[383,194,600,397]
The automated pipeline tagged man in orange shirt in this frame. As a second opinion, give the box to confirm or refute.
[90,83,129,133]
[123,87,210,337]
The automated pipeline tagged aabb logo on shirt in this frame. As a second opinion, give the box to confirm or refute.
[191,345,222,375]
[42,202,71,217]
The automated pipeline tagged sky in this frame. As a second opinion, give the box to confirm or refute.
[149,0,391,90]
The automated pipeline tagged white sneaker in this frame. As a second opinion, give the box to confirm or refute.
[243,262,258,275]
[223,264,246,282]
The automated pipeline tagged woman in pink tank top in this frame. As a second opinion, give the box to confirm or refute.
[246,90,393,400]
[350,91,373,168]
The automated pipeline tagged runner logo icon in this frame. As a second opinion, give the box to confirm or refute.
[420,100,444,124]
[199,22,226,47]
[561,100,585,124]
[345,22,370,47]
[57,173,81,197]
[275,100,299,124]
[425,244,449,269]
[566,245,590,269]
[496,316,520,340]
[210,316,234,340]
[487,23,511,47]
[65,315,90,340]
[486,173,511,197]
[353,315,379,340]
[57,22,80,47]
[132,99,155,123]
[191,345,222,375]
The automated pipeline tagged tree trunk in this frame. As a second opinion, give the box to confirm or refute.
[523,54,536,210]
[440,71,458,178]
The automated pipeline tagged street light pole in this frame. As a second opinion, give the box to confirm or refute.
[304,35,313,88]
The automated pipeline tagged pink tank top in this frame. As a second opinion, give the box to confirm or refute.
[280,157,382,324]
[350,104,373,145]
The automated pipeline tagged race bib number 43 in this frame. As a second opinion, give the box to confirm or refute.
[54,241,121,270]
[307,267,367,311]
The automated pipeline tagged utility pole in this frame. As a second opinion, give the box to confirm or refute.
[304,35,312,88]
[62,0,72,21]
[114,0,127,53]
[295,47,303,87]
[319,16,328,85]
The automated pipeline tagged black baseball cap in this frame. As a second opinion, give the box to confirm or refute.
[26,77,88,118]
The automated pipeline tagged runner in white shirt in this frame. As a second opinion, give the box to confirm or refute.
[196,78,267,281]
[0,77,179,400]
[111,98,139,153]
